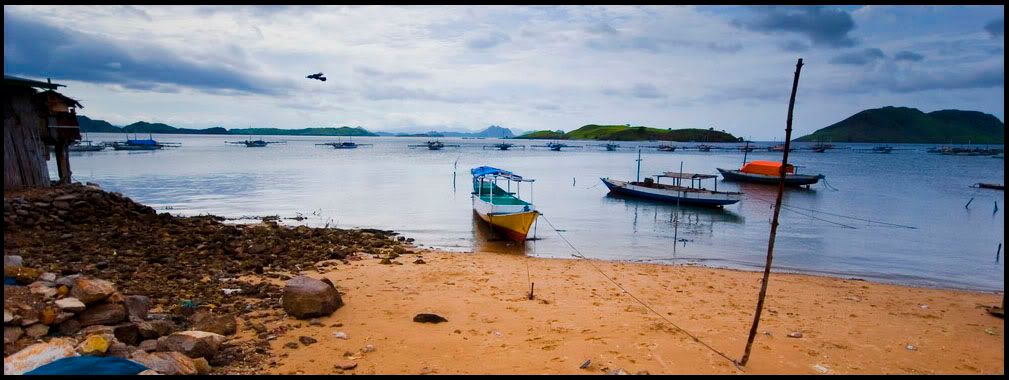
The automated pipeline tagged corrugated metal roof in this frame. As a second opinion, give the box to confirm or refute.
[4,75,65,89]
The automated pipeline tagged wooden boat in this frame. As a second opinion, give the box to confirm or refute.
[717,160,824,187]
[409,140,460,150]
[69,140,106,152]
[227,138,284,147]
[656,144,676,152]
[471,166,539,242]
[695,144,714,152]
[767,144,796,152]
[482,143,525,151]
[972,183,1004,190]
[601,150,741,207]
[316,139,373,149]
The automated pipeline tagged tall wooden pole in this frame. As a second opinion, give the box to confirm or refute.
[739,58,804,366]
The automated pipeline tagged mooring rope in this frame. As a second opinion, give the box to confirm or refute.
[538,214,740,366]
[747,195,916,229]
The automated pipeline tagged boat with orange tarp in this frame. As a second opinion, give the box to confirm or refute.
[717,160,824,187]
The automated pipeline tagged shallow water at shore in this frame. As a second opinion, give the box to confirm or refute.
[56,133,1005,291]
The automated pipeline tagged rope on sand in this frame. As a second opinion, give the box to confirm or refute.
[538,214,740,367]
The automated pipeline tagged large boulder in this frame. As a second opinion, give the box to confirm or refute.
[156,331,226,359]
[281,276,344,319]
[123,296,151,321]
[3,338,78,375]
[129,351,196,375]
[190,310,237,336]
[70,277,116,305]
[77,303,126,327]
[138,320,177,339]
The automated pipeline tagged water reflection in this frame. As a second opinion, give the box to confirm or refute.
[470,211,538,256]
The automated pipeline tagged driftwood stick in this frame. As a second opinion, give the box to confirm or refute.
[739,58,804,367]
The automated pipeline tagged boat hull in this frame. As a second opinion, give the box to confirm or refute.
[472,198,538,242]
[716,168,823,186]
[601,178,741,207]
[112,145,160,151]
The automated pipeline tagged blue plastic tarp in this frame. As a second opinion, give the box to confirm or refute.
[126,139,158,146]
[24,356,149,375]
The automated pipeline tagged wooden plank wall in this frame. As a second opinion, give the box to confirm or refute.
[4,91,51,189]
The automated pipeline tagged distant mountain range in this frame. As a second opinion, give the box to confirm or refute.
[796,106,1004,144]
[515,124,741,142]
[77,115,515,138]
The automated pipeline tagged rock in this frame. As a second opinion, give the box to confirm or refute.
[108,342,131,358]
[190,310,237,336]
[4,326,25,344]
[333,360,358,370]
[77,334,112,355]
[39,273,57,283]
[156,331,226,359]
[129,351,197,376]
[298,336,317,346]
[787,331,803,338]
[284,342,298,349]
[362,344,375,353]
[3,255,24,268]
[281,276,344,319]
[332,331,348,340]
[138,320,177,339]
[3,338,78,375]
[55,275,80,289]
[53,312,75,325]
[70,277,116,305]
[607,368,629,375]
[635,371,651,375]
[412,313,448,324]
[56,319,82,336]
[113,323,141,346]
[192,357,211,375]
[24,324,49,338]
[579,359,592,369]
[78,325,116,337]
[123,296,151,321]
[137,369,161,375]
[28,283,58,299]
[309,318,322,326]
[139,340,159,352]
[4,310,13,324]
[5,266,40,285]
[250,323,268,334]
[55,298,87,313]
[905,344,917,351]
[813,364,829,374]
[413,259,426,264]
[77,302,127,326]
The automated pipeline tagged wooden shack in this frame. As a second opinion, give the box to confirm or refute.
[3,75,82,189]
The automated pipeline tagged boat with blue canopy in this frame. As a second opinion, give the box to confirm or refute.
[471,166,539,242]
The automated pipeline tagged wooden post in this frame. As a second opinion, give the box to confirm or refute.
[739,58,804,367]
[54,141,72,184]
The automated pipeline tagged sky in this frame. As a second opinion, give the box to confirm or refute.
[4,5,1004,139]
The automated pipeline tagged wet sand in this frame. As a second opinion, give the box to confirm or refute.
[234,250,1005,375]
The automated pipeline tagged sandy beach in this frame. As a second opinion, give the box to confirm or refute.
[242,250,1004,375]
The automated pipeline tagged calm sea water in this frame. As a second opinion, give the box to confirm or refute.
[54,133,1005,291]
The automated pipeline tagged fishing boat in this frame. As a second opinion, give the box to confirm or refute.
[408,140,460,150]
[656,144,677,152]
[471,166,539,242]
[971,182,1004,190]
[482,143,525,151]
[316,138,373,149]
[717,161,824,187]
[69,140,106,152]
[601,150,742,207]
[767,144,796,152]
[227,138,284,147]
[695,144,714,152]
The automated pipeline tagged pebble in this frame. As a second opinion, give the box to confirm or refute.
[298,336,318,346]
[333,360,358,370]
[787,331,803,338]
[309,318,322,326]
[813,364,829,374]
[333,331,349,340]
[905,344,917,351]
[362,344,375,353]
[284,342,299,349]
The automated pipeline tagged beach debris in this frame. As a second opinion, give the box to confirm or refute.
[787,331,803,338]
[284,342,299,349]
[919,304,929,309]
[282,276,344,319]
[579,359,592,369]
[905,344,917,351]
[3,338,78,375]
[984,327,998,335]
[812,364,829,374]
[333,331,349,340]
[298,336,318,346]
[413,313,448,324]
[762,330,772,336]
[493,331,503,337]
[362,344,375,353]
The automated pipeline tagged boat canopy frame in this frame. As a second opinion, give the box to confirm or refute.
[471,166,536,206]
[655,172,720,192]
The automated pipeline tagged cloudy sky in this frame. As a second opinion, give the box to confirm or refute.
[4,5,1004,139]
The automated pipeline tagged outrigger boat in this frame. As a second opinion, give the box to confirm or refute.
[717,141,824,187]
[69,140,106,152]
[111,134,180,151]
[601,150,742,207]
[227,138,285,147]
[471,166,539,242]
[531,141,582,151]
[482,143,525,151]
[316,138,373,149]
[409,140,461,150]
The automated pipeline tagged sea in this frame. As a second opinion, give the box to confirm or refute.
[54,134,1006,292]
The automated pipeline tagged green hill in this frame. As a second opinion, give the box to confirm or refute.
[77,115,377,137]
[515,125,740,142]
[228,127,376,136]
[796,106,1004,143]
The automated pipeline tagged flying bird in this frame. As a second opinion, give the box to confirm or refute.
[306,72,327,81]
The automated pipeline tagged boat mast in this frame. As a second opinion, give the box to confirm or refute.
[742,139,750,166]
[635,148,643,182]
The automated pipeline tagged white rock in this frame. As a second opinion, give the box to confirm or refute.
[4,310,13,324]
[3,338,79,375]
[39,273,58,283]
[55,298,87,313]
[813,364,829,374]
[333,331,349,340]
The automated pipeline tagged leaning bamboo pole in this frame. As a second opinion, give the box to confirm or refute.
[738,58,804,366]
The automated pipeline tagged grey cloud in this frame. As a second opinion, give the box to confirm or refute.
[3,10,289,96]
[886,65,1003,93]
[731,6,857,48]
[120,5,152,21]
[586,22,618,35]
[361,85,478,103]
[779,40,810,52]
[602,84,667,99]
[355,67,429,80]
[588,35,742,54]
[466,31,511,49]
[829,48,885,65]
[985,18,1003,38]
[894,51,924,62]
